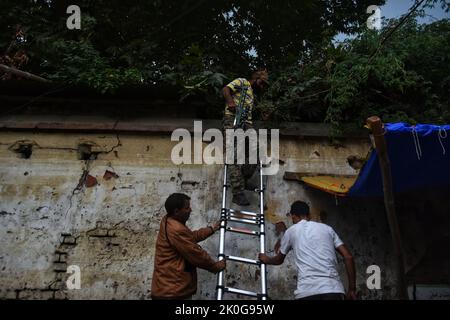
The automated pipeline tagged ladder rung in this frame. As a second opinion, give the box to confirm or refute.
[227,227,259,236]
[228,209,260,217]
[225,287,259,298]
[226,255,259,265]
[228,213,259,221]
[227,216,259,225]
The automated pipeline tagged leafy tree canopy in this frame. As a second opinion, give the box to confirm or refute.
[1,0,449,131]
[1,0,386,90]
[260,14,450,132]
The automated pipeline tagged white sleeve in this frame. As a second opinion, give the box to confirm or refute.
[330,227,344,248]
[279,228,292,255]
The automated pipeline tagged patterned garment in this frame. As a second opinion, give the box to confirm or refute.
[223,115,257,195]
[224,78,255,124]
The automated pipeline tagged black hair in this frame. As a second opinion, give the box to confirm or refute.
[289,201,310,216]
[251,68,268,79]
[165,193,190,216]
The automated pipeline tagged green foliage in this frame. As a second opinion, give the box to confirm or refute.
[41,39,142,93]
[322,16,450,132]
[0,0,386,93]
[0,0,449,129]
[253,15,450,133]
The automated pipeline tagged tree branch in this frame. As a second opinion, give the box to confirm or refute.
[0,64,51,83]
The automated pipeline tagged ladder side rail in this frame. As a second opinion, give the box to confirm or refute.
[259,163,268,300]
[216,164,228,300]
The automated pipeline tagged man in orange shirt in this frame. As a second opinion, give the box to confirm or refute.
[151,193,225,299]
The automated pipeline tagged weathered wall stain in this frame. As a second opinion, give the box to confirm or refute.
[2,130,446,300]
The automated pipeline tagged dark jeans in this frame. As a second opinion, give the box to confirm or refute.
[297,293,345,300]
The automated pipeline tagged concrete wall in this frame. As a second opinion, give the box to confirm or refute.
[0,128,423,299]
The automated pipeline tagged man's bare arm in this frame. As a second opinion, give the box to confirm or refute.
[258,252,286,265]
[336,244,357,299]
[222,86,237,111]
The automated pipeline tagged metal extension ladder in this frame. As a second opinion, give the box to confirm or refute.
[216,162,268,300]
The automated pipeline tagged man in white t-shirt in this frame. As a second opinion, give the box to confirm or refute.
[259,201,357,300]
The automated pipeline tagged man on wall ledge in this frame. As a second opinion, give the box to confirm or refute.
[222,69,270,206]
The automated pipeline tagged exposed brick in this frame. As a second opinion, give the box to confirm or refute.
[53,262,67,272]
[57,253,67,263]
[53,291,68,300]
[62,236,76,245]
[55,272,67,282]
[110,240,121,246]
[85,174,98,188]
[181,180,200,190]
[18,289,54,300]
[59,243,76,251]
[1,289,17,299]
[49,281,64,291]
[103,170,119,180]
[107,230,116,237]
[88,228,108,237]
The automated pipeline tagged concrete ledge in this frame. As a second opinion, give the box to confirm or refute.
[0,116,368,138]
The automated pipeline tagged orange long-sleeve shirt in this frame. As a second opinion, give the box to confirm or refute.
[151,215,219,299]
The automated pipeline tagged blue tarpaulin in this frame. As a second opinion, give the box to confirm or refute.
[348,123,450,197]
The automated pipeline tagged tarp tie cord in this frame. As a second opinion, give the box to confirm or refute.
[438,128,447,155]
[412,127,422,160]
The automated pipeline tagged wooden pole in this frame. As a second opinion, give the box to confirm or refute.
[0,64,50,83]
[366,116,408,300]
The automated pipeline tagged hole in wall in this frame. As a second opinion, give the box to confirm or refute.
[77,144,98,160]
[347,155,365,170]
[14,144,33,159]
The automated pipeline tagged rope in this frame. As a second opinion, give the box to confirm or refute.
[438,127,447,155]
[412,126,422,160]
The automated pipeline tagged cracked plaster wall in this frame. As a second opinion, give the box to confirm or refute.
[0,130,409,299]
